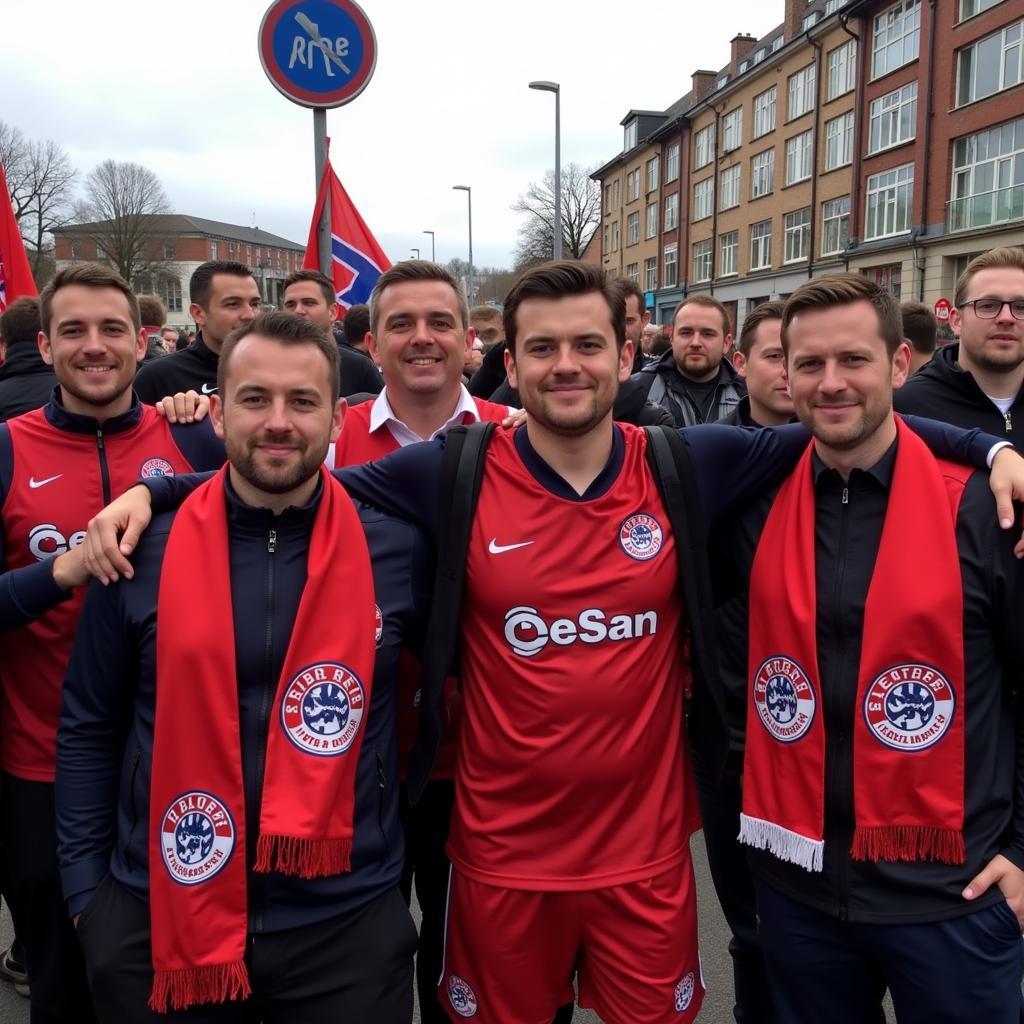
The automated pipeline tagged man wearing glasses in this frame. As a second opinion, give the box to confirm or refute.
[895,247,1024,433]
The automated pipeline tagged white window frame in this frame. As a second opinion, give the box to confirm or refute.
[784,207,812,263]
[956,20,1023,106]
[751,149,775,198]
[720,230,739,277]
[960,0,1006,19]
[663,243,678,288]
[720,164,741,210]
[772,35,784,52]
[645,201,659,239]
[693,239,713,283]
[872,0,921,80]
[611,221,621,251]
[644,256,658,292]
[868,81,918,153]
[624,120,638,150]
[647,156,660,192]
[694,125,715,169]
[692,179,713,221]
[753,86,777,139]
[949,115,1024,231]
[785,130,814,185]
[664,193,680,230]
[825,111,855,170]
[788,64,817,120]
[722,108,743,152]
[821,195,851,255]
[627,211,640,246]
[627,169,641,202]
[665,142,680,183]
[865,163,915,239]
[750,220,773,270]
[626,262,640,282]
[827,40,857,100]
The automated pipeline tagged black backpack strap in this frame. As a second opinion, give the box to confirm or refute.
[644,425,730,781]
[407,421,496,802]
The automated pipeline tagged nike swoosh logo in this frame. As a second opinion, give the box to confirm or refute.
[488,539,534,555]
[201,383,217,395]
[28,474,62,489]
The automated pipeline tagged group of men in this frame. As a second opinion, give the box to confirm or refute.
[0,244,1023,1024]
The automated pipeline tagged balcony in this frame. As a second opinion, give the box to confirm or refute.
[947,184,1024,232]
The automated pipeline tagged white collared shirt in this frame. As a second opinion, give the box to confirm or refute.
[369,384,490,447]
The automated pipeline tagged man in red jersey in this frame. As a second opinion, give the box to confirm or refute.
[0,264,225,1024]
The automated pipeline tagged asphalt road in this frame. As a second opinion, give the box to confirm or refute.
[0,835,896,1022]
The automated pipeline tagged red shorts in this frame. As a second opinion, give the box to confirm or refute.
[439,857,704,1024]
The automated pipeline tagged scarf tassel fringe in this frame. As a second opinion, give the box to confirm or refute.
[149,960,251,1012]
[739,813,825,872]
[851,825,965,865]
[254,834,352,878]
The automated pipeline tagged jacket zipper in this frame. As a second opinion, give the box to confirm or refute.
[1005,412,1012,433]
[96,428,111,505]
[376,750,390,857]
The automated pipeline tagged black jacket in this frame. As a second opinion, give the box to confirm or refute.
[57,480,431,931]
[133,332,220,403]
[337,343,383,398]
[893,343,1024,435]
[714,442,1024,924]
[488,377,675,428]
[632,352,746,427]
[0,344,57,423]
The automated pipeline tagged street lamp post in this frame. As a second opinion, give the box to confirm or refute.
[410,248,420,259]
[452,185,474,302]
[423,230,435,262]
[529,80,561,260]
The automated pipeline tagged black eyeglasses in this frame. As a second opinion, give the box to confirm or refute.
[959,297,1024,320]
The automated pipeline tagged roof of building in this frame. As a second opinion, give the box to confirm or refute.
[54,214,305,251]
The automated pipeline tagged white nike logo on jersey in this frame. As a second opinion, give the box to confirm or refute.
[28,474,62,489]
[488,539,534,555]
[201,383,217,395]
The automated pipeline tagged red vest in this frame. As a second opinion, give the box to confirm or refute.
[1,406,196,781]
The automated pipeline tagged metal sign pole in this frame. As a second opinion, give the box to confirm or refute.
[313,108,331,278]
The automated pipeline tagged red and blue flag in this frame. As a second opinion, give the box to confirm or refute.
[0,163,37,313]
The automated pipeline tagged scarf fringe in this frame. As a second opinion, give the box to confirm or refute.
[739,813,824,873]
[254,834,352,878]
[149,960,251,1012]
[851,825,965,865]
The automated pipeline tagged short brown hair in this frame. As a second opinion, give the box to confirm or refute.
[673,294,731,337]
[283,268,335,308]
[954,246,1024,307]
[0,297,42,348]
[738,300,784,357]
[469,305,502,331]
[218,311,340,405]
[609,277,646,316]
[900,301,937,354]
[189,260,254,309]
[137,293,166,329]
[39,263,140,336]
[368,260,468,335]
[781,272,903,357]
[502,260,625,355]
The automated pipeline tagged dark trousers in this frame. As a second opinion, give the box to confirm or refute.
[756,879,1024,1024]
[78,876,417,1024]
[0,772,96,1024]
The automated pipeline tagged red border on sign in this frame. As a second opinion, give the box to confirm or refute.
[258,0,377,109]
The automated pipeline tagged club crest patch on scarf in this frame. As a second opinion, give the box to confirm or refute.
[753,655,817,743]
[280,661,366,757]
[863,663,956,751]
[160,791,236,886]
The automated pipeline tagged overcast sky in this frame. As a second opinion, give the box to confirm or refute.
[4,0,770,269]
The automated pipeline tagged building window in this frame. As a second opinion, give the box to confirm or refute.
[611,221,620,251]
[720,230,739,276]
[627,169,641,202]
[784,207,812,262]
[664,193,680,230]
[750,220,773,270]
[960,0,1006,18]
[868,81,918,153]
[785,130,814,185]
[872,0,921,79]
[865,163,914,239]
[647,156,660,192]
[644,256,658,291]
[604,183,614,212]
[821,195,851,255]
[624,120,638,151]
[722,108,743,152]
[163,239,176,260]
[694,125,715,170]
[627,211,640,246]
[70,239,82,259]
[627,262,640,282]
[753,47,767,64]
[693,239,713,283]
[772,35,784,52]
[164,277,183,313]
[720,165,741,210]
[864,263,902,298]
[949,115,1024,231]
[739,60,750,74]
[663,244,678,288]
[603,226,609,253]
[645,201,659,239]
[753,87,777,139]
[614,179,621,208]
[665,142,680,183]
[957,20,1023,106]
[717,75,729,90]
[827,39,857,99]
[692,179,713,221]
[825,0,844,13]
[788,64,817,120]
[210,241,219,260]
[803,11,821,30]
[751,149,775,198]
[825,111,855,170]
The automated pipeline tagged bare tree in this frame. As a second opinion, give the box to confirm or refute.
[511,162,601,269]
[76,159,171,283]
[0,121,77,279]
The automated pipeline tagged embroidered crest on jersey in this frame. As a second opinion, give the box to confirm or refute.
[374,604,383,649]
[863,663,956,751]
[140,457,175,478]
[159,791,235,886]
[446,975,478,1018]
[618,512,664,561]
[280,661,365,757]
[675,972,696,1012]
[753,655,816,743]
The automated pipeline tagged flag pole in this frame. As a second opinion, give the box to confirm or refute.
[313,110,331,279]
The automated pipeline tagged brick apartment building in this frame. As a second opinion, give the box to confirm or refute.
[53,215,306,328]
[594,0,1023,332]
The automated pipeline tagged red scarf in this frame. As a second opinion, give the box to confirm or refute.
[148,466,376,1011]
[740,420,969,872]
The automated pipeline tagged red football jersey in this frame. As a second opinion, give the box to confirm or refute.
[1,407,195,781]
[334,394,511,779]
[447,424,696,889]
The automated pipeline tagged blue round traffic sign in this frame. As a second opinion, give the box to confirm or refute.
[258,0,377,109]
